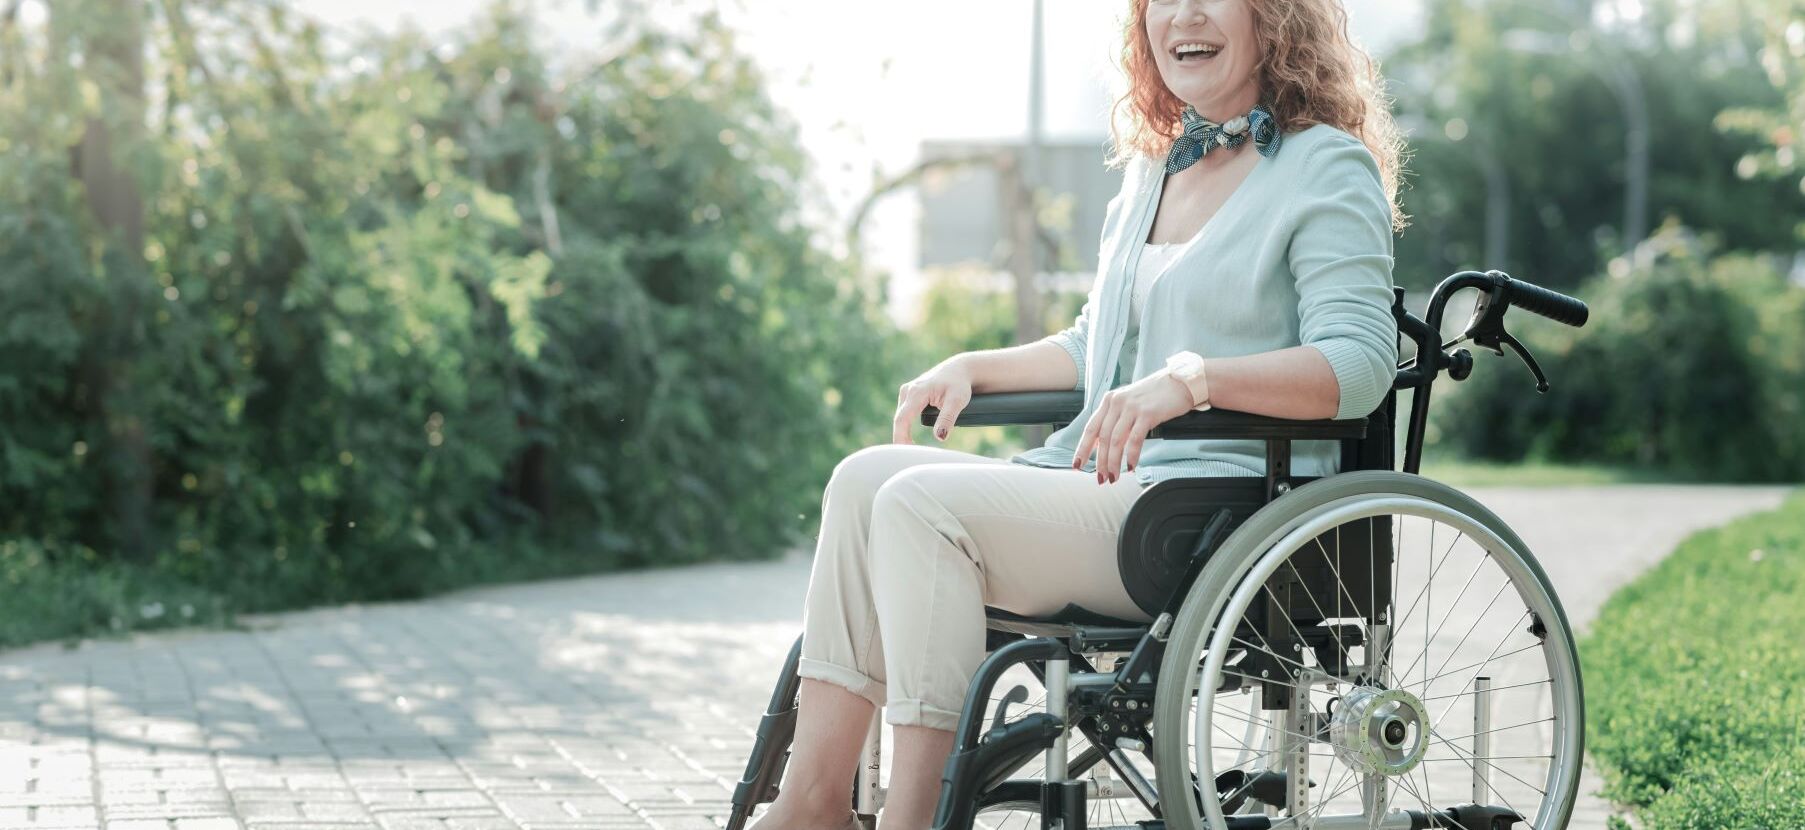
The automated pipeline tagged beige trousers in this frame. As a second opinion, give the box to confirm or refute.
[798,443,1152,731]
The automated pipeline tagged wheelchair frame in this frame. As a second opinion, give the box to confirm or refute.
[727,272,1590,830]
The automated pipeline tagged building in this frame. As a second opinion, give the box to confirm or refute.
[917,139,1123,279]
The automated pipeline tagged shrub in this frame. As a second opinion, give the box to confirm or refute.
[0,2,905,644]
[1428,232,1805,482]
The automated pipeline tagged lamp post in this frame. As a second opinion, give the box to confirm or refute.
[1501,28,1650,256]
[1015,0,1046,351]
[1395,110,1511,274]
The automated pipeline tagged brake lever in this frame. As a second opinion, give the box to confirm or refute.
[1498,332,1550,393]
[990,684,1030,735]
[1461,277,1551,392]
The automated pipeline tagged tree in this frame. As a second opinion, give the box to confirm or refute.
[1385,0,1803,294]
[0,1,906,637]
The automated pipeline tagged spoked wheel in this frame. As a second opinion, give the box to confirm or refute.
[968,657,1163,830]
[1153,471,1583,830]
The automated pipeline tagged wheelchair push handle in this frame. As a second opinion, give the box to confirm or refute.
[1499,272,1588,328]
[1438,269,1589,395]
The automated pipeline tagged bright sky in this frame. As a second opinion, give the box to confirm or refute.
[295,0,1425,318]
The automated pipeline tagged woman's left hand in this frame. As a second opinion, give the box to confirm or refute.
[1071,371,1196,484]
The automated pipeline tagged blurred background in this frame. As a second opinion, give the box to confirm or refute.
[0,0,1801,636]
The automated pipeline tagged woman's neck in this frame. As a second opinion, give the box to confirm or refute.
[1186,87,1262,124]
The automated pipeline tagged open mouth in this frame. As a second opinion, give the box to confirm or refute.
[1171,42,1223,62]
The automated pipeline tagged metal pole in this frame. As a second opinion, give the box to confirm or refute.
[1045,649,1070,782]
[1473,676,1493,804]
[1017,0,1050,448]
[1504,23,1649,256]
[1599,61,1649,257]
[1014,0,1046,350]
[1476,140,1510,271]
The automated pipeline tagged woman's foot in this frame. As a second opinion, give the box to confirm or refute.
[745,799,860,830]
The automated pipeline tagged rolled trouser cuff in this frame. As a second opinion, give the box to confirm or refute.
[883,698,961,732]
[797,656,887,709]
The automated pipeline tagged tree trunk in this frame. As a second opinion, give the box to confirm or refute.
[62,0,152,559]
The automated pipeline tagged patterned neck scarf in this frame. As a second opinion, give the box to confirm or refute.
[1164,103,1281,175]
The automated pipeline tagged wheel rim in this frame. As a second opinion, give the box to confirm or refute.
[1162,485,1582,830]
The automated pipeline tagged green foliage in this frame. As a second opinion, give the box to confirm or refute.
[1716,0,1805,243]
[0,1,905,645]
[1386,0,1805,294]
[910,268,1084,456]
[1427,230,1805,482]
[0,539,232,645]
[1581,489,1805,828]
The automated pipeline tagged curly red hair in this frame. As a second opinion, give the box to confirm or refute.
[1107,0,1408,231]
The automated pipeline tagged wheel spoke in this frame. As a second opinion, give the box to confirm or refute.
[1420,678,1549,704]
[1390,552,1488,684]
[1424,728,1541,816]
[1415,641,1540,690]
[1418,579,1514,694]
[1434,714,1556,743]
[1427,610,1532,735]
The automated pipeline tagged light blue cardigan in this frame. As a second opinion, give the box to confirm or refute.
[1010,124,1400,485]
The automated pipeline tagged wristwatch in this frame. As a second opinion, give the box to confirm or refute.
[1163,350,1213,411]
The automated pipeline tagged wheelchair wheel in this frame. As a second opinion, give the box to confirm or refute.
[1152,471,1583,830]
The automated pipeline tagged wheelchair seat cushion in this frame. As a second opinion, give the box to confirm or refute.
[1116,477,1275,616]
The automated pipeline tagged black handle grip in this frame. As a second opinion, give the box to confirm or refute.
[1503,275,1589,328]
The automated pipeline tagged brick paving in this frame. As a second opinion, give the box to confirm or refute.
[0,484,1789,829]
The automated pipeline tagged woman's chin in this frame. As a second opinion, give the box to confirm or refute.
[1165,82,1218,108]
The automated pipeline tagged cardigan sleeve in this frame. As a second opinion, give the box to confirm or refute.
[1287,134,1400,421]
[1043,297,1094,392]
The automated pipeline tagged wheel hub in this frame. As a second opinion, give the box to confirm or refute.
[1330,686,1429,776]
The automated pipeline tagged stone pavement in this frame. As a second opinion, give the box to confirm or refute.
[0,483,1789,830]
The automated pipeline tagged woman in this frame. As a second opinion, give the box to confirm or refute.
[751,0,1403,827]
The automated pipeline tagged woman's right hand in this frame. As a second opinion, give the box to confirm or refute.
[892,356,976,444]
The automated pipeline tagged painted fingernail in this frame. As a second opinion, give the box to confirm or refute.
[936,428,947,440]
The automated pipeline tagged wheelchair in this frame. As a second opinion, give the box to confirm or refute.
[728,270,1591,830]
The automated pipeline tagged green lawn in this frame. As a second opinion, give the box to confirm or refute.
[1414,456,1672,487]
[1581,488,1805,829]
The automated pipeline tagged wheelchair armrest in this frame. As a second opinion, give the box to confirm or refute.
[921,392,1366,440]
[1149,408,1367,440]
[920,391,1084,427]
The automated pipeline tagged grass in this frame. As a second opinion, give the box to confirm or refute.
[1580,487,1805,829]
[1414,456,1673,487]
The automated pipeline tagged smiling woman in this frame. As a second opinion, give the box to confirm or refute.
[748,1,1408,828]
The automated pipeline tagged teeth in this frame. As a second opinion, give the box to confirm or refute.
[1174,43,1220,58]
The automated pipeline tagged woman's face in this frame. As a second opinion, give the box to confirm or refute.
[1144,0,1262,118]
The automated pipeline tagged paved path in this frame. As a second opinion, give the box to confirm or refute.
[0,484,1789,830]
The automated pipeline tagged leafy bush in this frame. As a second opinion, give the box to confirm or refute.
[909,267,1085,457]
[1428,232,1805,482]
[1582,488,1805,828]
[0,2,905,645]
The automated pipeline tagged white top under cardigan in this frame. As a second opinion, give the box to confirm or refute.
[1011,123,1400,485]
[1114,242,1186,389]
